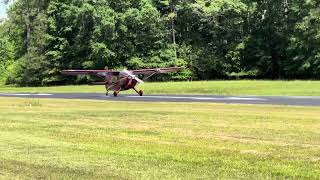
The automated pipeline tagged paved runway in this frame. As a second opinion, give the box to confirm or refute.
[1,93,320,106]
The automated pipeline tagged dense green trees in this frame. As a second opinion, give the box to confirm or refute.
[0,0,319,86]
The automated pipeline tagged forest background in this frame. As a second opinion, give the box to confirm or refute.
[0,0,319,86]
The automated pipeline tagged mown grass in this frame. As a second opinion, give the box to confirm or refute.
[0,97,319,179]
[1,80,320,96]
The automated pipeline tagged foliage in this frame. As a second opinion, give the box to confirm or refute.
[0,0,320,86]
[0,22,15,84]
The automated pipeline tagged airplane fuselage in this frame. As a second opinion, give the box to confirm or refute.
[105,75,138,92]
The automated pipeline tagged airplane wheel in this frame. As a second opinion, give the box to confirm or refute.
[139,90,143,96]
[106,92,109,96]
[113,91,118,97]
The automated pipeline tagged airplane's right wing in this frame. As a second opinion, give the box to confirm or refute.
[130,67,185,75]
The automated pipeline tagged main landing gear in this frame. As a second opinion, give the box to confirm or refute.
[105,88,143,97]
[105,86,120,97]
[133,88,143,96]
[105,90,119,97]
[113,91,119,97]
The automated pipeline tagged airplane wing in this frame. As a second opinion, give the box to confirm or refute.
[61,70,119,77]
[130,67,185,75]
[62,67,184,76]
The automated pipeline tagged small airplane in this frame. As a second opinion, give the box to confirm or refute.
[61,67,184,96]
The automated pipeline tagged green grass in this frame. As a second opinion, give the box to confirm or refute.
[1,80,320,96]
[0,97,319,179]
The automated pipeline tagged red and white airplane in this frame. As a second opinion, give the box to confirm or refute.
[61,67,184,96]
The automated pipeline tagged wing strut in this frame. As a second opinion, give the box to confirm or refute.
[143,72,157,81]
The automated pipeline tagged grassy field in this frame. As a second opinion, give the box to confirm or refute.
[0,97,319,179]
[1,80,320,96]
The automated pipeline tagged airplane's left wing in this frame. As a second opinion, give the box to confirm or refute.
[61,70,119,77]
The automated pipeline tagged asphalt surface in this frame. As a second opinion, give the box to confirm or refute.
[1,93,320,106]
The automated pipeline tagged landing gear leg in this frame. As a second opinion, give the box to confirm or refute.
[105,84,109,96]
[133,87,143,96]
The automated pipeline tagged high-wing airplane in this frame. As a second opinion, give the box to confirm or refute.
[61,67,184,96]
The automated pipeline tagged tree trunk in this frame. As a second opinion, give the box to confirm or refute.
[170,0,177,59]
[25,0,31,55]
[26,22,31,54]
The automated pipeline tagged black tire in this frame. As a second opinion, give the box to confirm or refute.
[139,90,143,96]
[113,91,118,97]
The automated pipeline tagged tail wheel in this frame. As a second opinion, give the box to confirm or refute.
[113,91,118,97]
[138,90,143,96]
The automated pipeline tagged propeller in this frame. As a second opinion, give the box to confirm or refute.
[121,70,144,84]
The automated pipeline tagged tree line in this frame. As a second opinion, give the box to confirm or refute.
[0,0,319,86]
